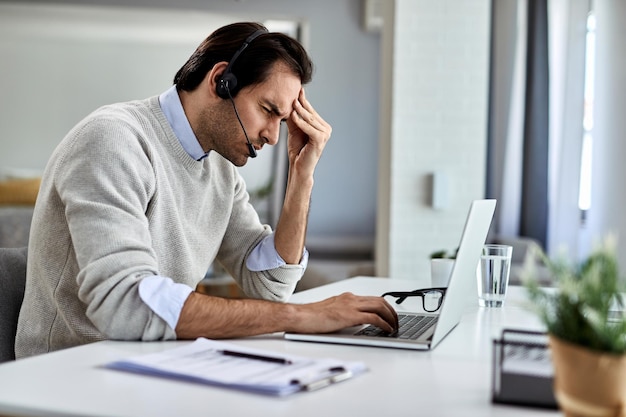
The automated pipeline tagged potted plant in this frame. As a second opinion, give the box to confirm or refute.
[430,248,458,260]
[430,248,458,287]
[523,236,626,417]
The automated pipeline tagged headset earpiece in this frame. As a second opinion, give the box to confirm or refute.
[216,71,238,99]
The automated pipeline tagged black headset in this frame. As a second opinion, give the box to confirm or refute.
[216,28,268,158]
[216,28,268,99]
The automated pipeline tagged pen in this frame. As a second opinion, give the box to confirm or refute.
[219,349,293,365]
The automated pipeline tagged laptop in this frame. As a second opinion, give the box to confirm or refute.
[285,199,497,350]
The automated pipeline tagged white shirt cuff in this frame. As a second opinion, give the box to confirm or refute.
[246,233,309,271]
[138,275,193,330]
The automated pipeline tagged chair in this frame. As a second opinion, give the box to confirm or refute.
[0,246,27,362]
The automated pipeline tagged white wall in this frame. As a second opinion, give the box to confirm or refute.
[0,3,299,227]
[377,0,491,282]
[0,4,235,170]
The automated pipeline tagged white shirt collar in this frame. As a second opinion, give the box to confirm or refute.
[158,85,208,161]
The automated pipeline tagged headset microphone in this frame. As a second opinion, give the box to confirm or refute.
[216,28,268,159]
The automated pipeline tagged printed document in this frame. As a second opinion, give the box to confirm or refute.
[106,338,367,396]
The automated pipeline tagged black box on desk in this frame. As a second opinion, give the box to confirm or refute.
[492,329,558,410]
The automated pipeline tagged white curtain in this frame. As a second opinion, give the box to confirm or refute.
[584,0,626,270]
[546,0,590,258]
[489,0,589,258]
[492,0,526,239]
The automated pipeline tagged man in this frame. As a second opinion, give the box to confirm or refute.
[16,22,397,358]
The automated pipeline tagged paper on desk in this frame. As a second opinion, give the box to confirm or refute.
[498,331,553,378]
[501,344,553,378]
[106,338,367,396]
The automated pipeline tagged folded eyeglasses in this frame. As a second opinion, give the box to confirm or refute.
[381,287,447,313]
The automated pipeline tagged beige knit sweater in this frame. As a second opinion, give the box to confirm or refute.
[15,96,303,358]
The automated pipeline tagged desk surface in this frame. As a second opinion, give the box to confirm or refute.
[0,277,559,417]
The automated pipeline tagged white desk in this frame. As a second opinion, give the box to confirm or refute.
[0,277,560,417]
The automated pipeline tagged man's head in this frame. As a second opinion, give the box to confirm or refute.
[173,22,314,166]
[174,22,313,96]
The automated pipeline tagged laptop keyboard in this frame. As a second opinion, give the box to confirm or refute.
[355,314,438,340]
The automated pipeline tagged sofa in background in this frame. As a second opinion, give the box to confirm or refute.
[0,176,40,248]
[0,207,34,248]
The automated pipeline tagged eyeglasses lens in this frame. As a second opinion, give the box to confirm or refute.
[423,290,443,312]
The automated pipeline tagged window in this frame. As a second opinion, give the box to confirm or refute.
[578,11,596,224]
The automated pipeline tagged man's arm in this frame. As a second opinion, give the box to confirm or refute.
[175,89,398,339]
[175,291,398,339]
[273,88,331,264]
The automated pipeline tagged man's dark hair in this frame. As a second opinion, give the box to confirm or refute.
[174,22,313,93]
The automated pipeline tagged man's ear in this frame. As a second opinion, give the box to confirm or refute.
[208,61,230,99]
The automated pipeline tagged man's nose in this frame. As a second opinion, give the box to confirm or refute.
[263,120,282,146]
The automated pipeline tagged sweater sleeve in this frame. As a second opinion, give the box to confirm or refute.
[55,116,176,340]
[215,170,306,302]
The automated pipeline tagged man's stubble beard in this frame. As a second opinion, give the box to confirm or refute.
[196,100,249,167]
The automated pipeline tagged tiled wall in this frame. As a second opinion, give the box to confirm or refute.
[377,0,491,284]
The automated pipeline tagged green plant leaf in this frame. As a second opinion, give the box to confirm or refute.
[523,236,626,354]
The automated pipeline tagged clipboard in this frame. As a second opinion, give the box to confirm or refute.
[106,338,366,396]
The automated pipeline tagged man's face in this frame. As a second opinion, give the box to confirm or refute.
[198,62,302,167]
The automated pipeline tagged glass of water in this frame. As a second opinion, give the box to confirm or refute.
[477,244,513,307]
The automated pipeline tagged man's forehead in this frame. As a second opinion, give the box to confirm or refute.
[263,98,293,118]
[249,65,301,114]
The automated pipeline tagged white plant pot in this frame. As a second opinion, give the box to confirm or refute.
[430,258,455,288]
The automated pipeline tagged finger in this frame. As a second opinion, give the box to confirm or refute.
[290,112,331,147]
[296,89,319,117]
[363,312,396,334]
[382,298,399,324]
[357,296,398,332]
[292,99,326,133]
[293,90,331,133]
[377,298,399,331]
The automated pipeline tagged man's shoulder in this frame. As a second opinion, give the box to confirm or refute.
[89,96,159,122]
[51,96,163,160]
[67,96,164,141]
